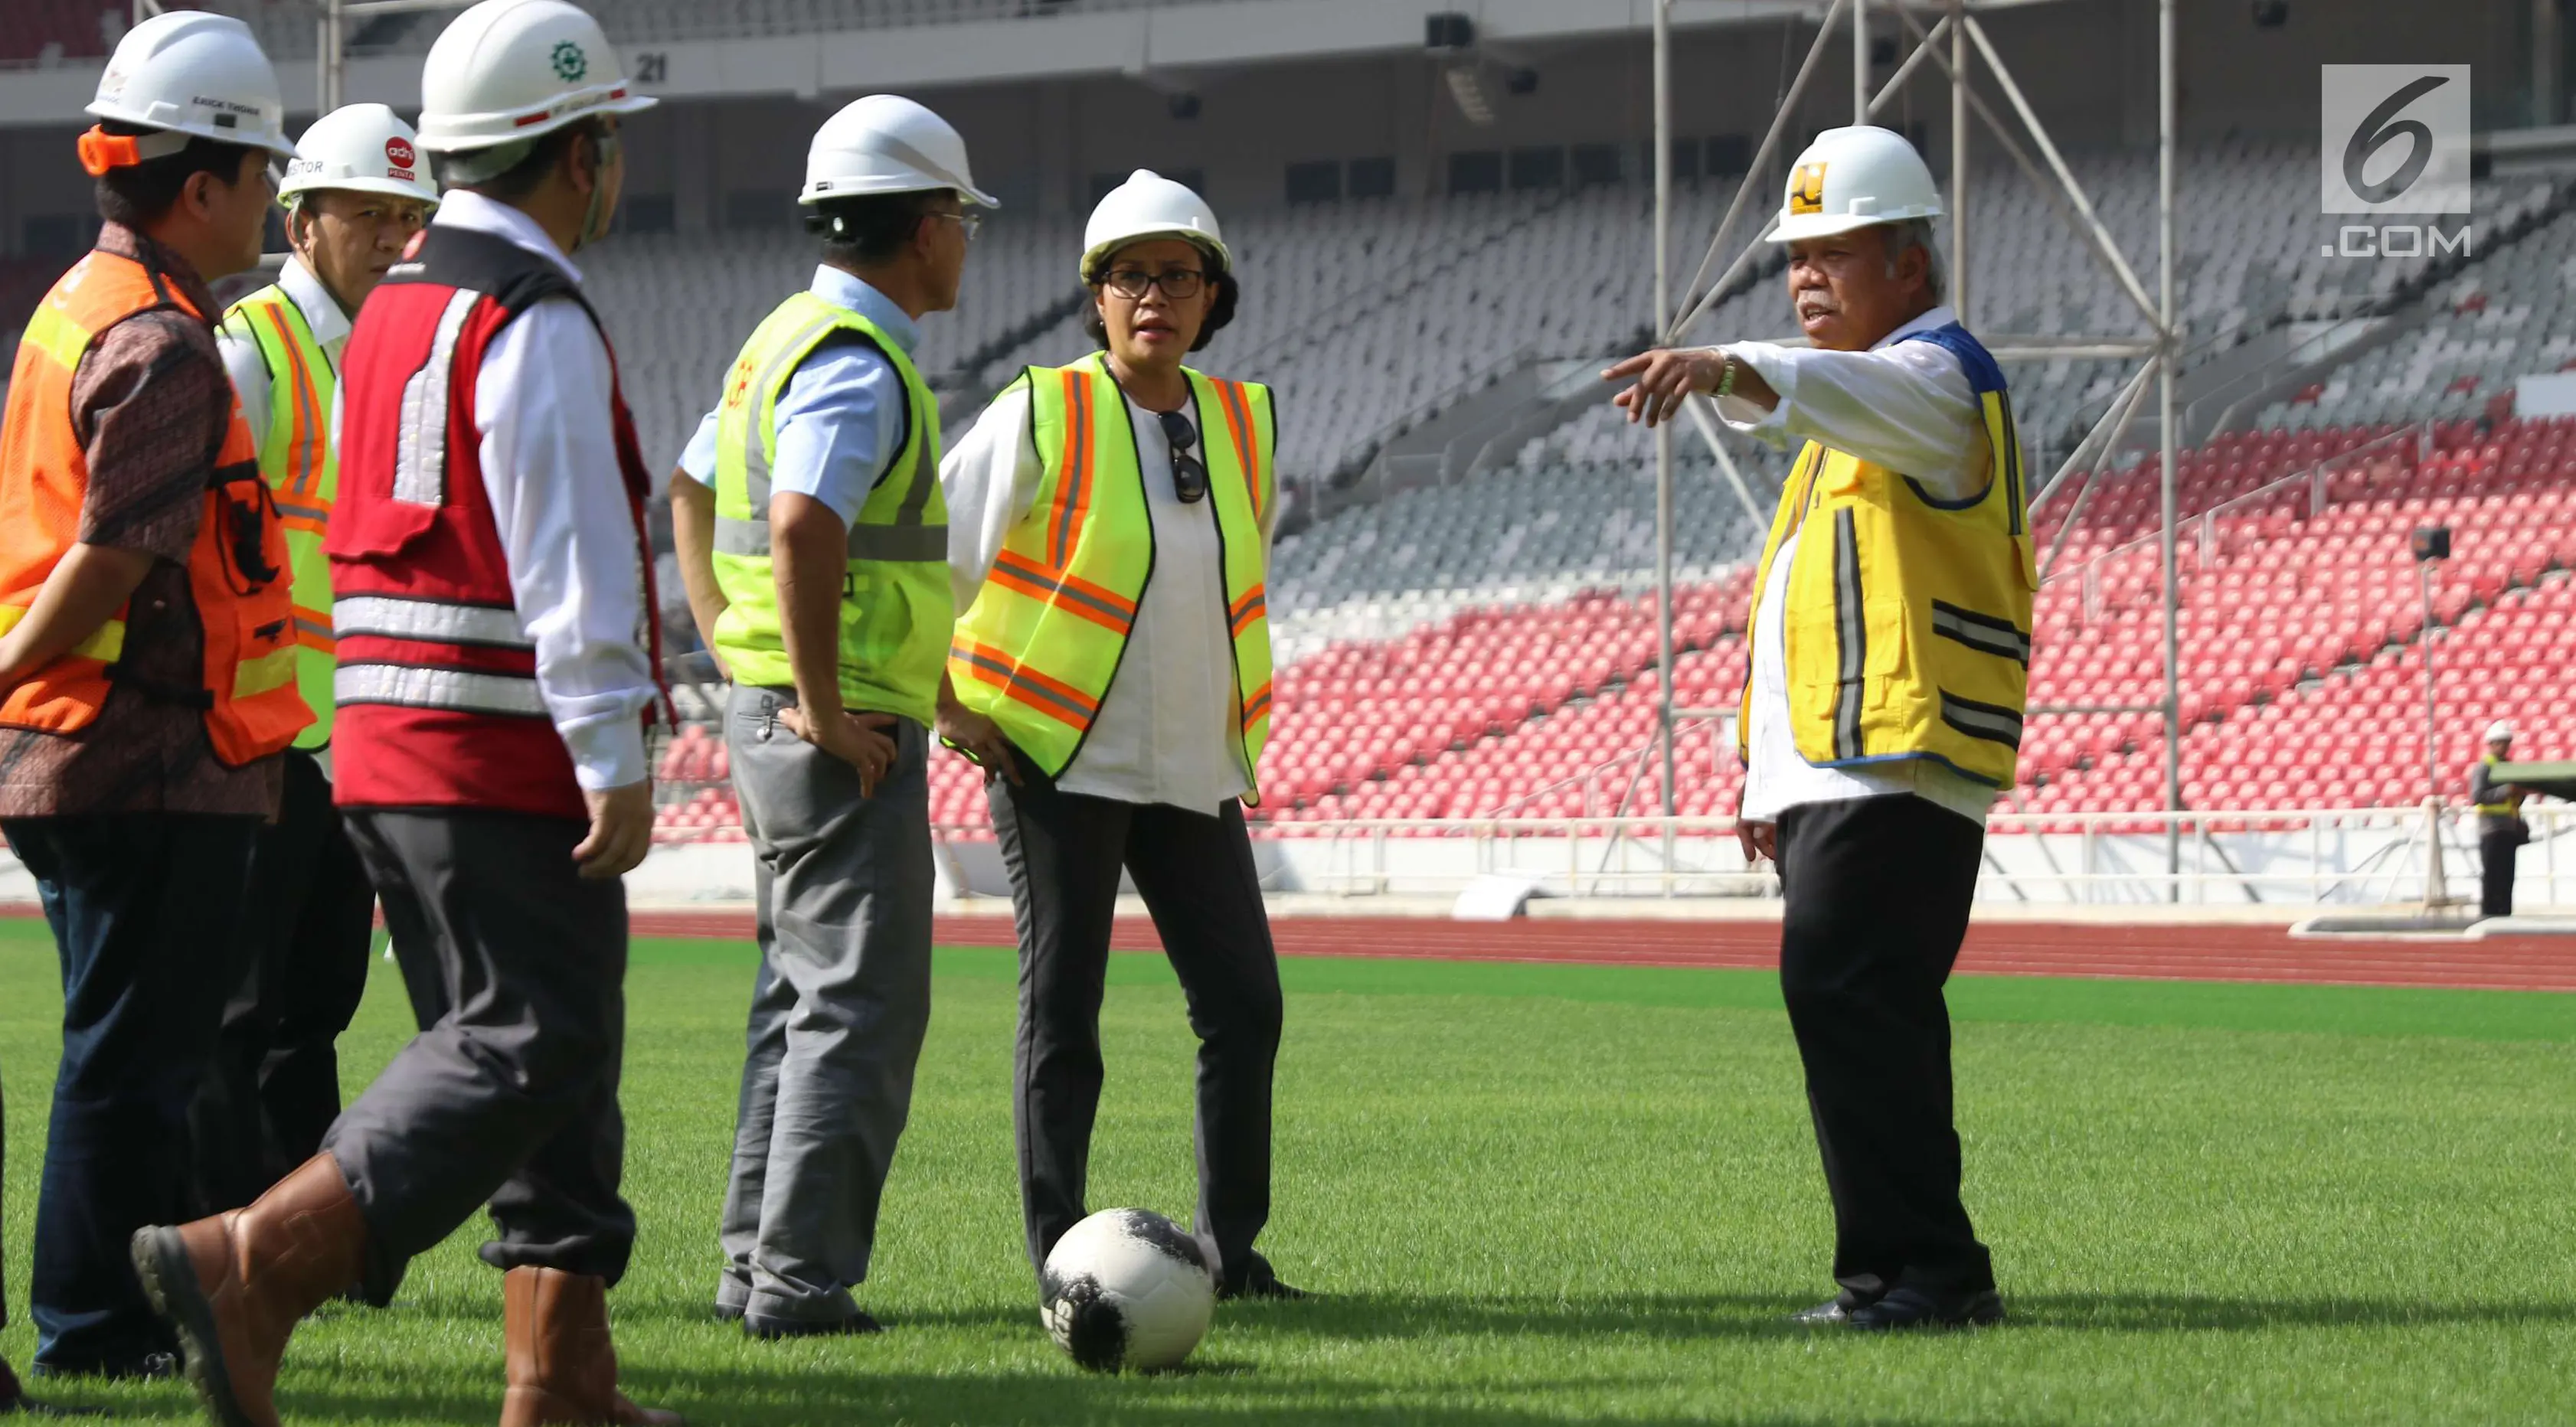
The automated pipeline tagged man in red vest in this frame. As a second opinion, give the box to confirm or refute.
[0,11,306,1385]
[130,5,678,1425]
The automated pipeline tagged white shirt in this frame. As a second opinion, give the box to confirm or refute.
[1721,304,1999,829]
[436,189,663,792]
[217,255,351,456]
[944,380,1273,815]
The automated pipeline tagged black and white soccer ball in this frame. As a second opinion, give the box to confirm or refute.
[1038,1208,1217,1373]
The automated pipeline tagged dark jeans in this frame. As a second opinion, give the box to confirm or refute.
[324,809,636,1288]
[2480,828,2521,919]
[190,749,380,1213]
[988,764,1283,1288]
[3,814,258,1373]
[1775,793,1996,1300]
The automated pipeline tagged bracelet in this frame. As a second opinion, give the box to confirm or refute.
[1715,351,1737,401]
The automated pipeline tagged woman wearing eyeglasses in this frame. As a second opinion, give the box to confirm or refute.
[939,169,1301,1301]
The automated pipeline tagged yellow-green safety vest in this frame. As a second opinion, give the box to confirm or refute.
[950,352,1277,799]
[1739,323,2035,789]
[709,289,953,727]
[219,282,339,750]
[2474,755,2523,818]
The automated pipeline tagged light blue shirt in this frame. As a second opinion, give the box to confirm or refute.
[679,266,920,528]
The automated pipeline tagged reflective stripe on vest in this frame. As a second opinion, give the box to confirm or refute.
[1737,322,2034,790]
[0,247,312,764]
[948,354,1277,798]
[224,280,342,749]
[708,289,953,726]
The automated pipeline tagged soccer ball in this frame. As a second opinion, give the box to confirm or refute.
[1039,1208,1217,1373]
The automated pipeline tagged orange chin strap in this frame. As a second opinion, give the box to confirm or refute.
[77,126,143,175]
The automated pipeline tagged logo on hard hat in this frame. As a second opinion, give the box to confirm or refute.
[551,41,589,83]
[386,136,416,169]
[1789,163,1827,217]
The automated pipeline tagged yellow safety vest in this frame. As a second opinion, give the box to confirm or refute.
[2474,754,2523,818]
[709,290,953,727]
[950,352,1276,798]
[1738,323,2035,789]
[220,281,339,749]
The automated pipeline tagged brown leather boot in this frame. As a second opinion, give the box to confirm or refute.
[498,1268,681,1427]
[129,1154,368,1427]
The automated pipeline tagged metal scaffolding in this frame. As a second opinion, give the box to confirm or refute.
[1647,0,2185,883]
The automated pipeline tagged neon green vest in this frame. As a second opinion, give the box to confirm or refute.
[709,289,953,727]
[1739,325,2035,789]
[219,281,338,750]
[950,353,1277,799]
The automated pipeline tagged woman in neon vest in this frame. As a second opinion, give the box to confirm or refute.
[940,169,1303,1301]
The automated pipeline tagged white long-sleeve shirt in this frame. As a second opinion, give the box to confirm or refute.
[216,255,349,455]
[1720,304,1998,828]
[436,189,662,792]
[943,379,1274,815]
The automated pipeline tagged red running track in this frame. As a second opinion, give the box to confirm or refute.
[623,911,2576,993]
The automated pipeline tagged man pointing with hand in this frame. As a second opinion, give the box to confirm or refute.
[1607,126,2032,1333]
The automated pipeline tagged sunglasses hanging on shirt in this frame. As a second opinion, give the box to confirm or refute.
[1158,410,1208,504]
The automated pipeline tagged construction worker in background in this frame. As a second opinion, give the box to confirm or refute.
[0,11,307,1383]
[666,93,988,1339]
[192,102,442,1226]
[2471,720,2534,918]
[942,169,1305,1302]
[132,3,679,1425]
[1607,125,2026,1331]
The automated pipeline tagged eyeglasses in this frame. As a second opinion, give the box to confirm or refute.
[930,211,982,241]
[1158,410,1207,504]
[1103,268,1205,300]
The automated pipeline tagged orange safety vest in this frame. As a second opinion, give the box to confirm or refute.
[0,248,310,766]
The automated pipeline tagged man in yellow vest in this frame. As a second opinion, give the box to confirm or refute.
[2470,720,2535,919]
[1607,126,2027,1331]
[667,94,988,1337]
[0,11,307,1380]
[197,101,440,1223]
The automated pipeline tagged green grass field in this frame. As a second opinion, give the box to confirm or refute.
[5,916,2575,1425]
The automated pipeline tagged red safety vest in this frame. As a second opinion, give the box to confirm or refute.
[327,225,665,820]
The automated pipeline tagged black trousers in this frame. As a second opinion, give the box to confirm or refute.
[323,809,636,1288]
[1775,793,1995,1299]
[988,765,1283,1287]
[2480,828,2521,919]
[190,749,381,1214]
[3,814,256,1371]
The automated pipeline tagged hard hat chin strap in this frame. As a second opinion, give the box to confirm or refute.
[572,129,621,253]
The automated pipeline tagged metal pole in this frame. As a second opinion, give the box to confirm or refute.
[2421,559,2439,803]
[1853,0,1869,122]
[325,0,345,113]
[1950,0,1967,325]
[1655,0,1678,820]
[2158,0,2181,895]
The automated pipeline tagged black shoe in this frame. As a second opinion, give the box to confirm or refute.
[744,1308,883,1339]
[25,1354,176,1383]
[1218,1252,1309,1302]
[1845,1287,2005,1331]
[712,1301,746,1325]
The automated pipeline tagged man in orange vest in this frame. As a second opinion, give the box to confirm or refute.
[0,11,308,1383]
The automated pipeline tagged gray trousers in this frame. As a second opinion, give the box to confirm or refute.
[325,809,636,1287]
[717,685,934,1325]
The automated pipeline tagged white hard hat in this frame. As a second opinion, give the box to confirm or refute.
[1080,169,1228,280]
[280,104,442,209]
[800,95,996,208]
[81,11,293,171]
[415,0,656,155]
[2487,720,2516,744]
[1769,125,1943,244]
